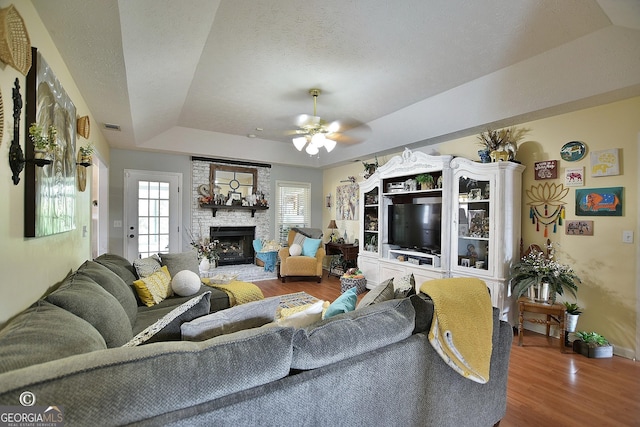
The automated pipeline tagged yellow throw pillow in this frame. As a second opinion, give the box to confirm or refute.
[133,266,173,307]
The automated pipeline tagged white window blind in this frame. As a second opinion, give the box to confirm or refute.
[276,181,311,244]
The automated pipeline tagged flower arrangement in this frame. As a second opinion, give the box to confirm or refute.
[190,237,220,262]
[477,126,529,152]
[28,122,58,151]
[510,249,580,303]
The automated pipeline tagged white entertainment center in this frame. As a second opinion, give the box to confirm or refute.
[358,148,525,320]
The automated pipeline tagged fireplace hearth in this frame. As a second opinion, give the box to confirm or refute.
[210,226,255,266]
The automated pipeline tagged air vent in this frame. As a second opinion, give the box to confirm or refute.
[103,123,121,131]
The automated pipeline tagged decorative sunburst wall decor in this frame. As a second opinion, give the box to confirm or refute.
[526,183,569,237]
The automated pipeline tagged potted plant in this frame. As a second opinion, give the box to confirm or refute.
[563,302,582,346]
[78,143,95,165]
[28,122,57,158]
[573,331,613,358]
[477,126,529,162]
[510,250,580,303]
[415,174,434,190]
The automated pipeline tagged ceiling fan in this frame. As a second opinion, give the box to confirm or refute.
[291,88,342,155]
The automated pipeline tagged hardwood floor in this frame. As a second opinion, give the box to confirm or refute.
[254,275,640,427]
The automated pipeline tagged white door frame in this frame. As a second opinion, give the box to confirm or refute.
[124,169,182,261]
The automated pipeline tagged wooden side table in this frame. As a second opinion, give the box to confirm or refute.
[518,297,566,353]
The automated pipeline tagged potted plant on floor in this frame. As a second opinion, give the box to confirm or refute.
[510,249,580,303]
[573,331,613,358]
[563,302,582,346]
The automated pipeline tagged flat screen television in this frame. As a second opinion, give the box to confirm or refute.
[388,199,442,252]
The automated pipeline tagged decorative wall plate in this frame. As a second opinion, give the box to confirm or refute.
[560,141,587,162]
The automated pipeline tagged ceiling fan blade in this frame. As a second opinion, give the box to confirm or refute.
[296,114,321,128]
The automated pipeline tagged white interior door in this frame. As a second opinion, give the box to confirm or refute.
[124,170,182,261]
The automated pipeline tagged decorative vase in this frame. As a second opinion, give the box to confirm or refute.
[199,258,210,273]
[478,149,491,163]
[527,282,550,303]
[565,313,579,333]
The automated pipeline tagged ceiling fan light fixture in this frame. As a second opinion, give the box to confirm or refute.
[328,121,340,133]
[305,143,319,155]
[324,138,337,152]
[292,136,307,151]
[311,132,326,147]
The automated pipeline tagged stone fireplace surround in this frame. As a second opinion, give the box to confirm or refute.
[191,158,271,265]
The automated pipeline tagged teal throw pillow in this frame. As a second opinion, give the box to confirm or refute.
[324,287,357,319]
[302,238,322,257]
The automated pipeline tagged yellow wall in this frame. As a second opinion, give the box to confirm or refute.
[324,97,639,357]
[0,0,109,325]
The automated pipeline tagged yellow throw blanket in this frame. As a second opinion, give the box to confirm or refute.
[202,280,264,306]
[420,278,493,384]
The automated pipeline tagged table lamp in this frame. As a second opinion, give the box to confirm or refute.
[327,220,338,242]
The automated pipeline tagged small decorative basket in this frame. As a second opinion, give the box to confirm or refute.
[77,116,90,139]
[340,277,367,294]
[0,5,31,76]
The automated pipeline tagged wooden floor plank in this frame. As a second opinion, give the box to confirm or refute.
[253,275,640,426]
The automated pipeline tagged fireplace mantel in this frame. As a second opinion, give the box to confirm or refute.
[200,204,268,218]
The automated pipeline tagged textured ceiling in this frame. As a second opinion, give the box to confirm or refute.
[31,0,640,168]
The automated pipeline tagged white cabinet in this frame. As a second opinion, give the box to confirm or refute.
[449,158,525,319]
[356,149,525,319]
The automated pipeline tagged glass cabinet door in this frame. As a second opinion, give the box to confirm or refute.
[363,187,379,253]
[453,174,493,274]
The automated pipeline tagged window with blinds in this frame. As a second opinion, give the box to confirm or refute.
[276,181,311,244]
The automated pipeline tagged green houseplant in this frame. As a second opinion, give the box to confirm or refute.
[510,250,580,303]
[573,331,613,358]
[78,143,95,165]
[28,122,57,155]
[415,174,434,190]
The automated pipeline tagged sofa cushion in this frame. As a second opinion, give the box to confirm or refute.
[356,278,394,309]
[0,300,107,374]
[76,260,138,327]
[45,273,133,347]
[133,255,162,278]
[159,251,199,277]
[94,253,138,284]
[276,300,325,328]
[181,297,280,341]
[0,327,295,426]
[132,266,173,307]
[323,287,357,319]
[291,298,415,370]
[302,238,322,257]
[410,293,434,334]
[172,270,201,296]
[124,292,211,346]
[394,273,416,298]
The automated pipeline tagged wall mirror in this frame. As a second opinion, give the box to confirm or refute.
[209,164,256,201]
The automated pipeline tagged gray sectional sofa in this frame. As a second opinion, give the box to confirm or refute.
[0,254,512,426]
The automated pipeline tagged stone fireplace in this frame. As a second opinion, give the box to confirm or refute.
[211,226,255,266]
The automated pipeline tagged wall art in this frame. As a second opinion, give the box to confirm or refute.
[560,141,587,162]
[564,167,584,187]
[336,183,359,221]
[526,182,568,237]
[590,148,620,177]
[575,187,622,217]
[565,220,593,236]
[24,47,77,237]
[534,160,558,180]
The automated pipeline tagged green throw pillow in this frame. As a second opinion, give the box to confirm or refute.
[324,287,357,319]
[357,278,394,309]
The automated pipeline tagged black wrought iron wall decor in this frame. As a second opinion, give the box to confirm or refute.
[9,78,24,185]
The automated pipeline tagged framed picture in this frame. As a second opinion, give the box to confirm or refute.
[336,183,359,221]
[590,148,620,177]
[534,160,558,180]
[575,187,623,216]
[24,47,77,237]
[565,220,594,236]
[564,167,584,187]
[469,188,482,200]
